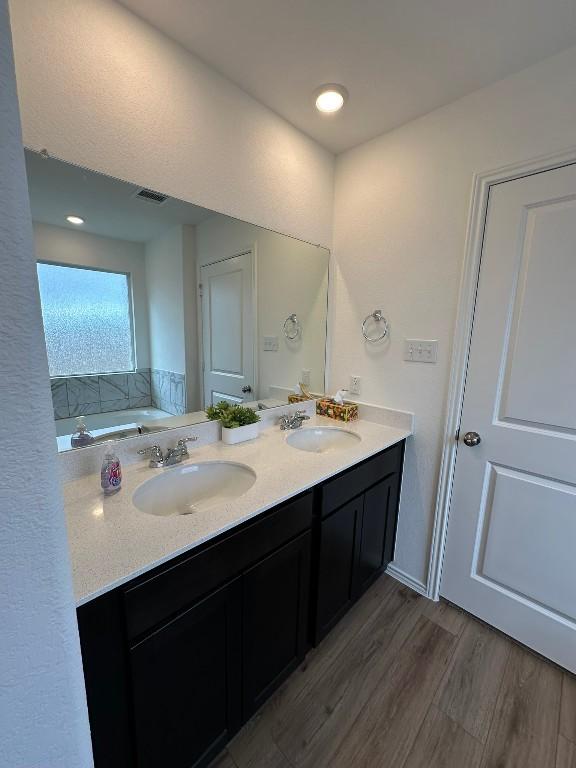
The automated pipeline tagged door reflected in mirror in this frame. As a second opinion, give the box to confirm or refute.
[25,150,329,451]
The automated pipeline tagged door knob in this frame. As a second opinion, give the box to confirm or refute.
[463,431,481,447]
[241,385,252,394]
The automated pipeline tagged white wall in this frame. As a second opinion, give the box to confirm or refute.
[332,43,576,589]
[196,215,329,398]
[145,225,187,375]
[144,223,199,409]
[9,0,334,249]
[33,222,151,369]
[181,225,200,411]
[0,2,93,764]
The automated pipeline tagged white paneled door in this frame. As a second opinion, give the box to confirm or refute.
[442,164,576,672]
[200,251,255,407]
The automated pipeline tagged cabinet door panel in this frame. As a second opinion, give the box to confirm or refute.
[354,477,393,597]
[130,580,241,768]
[315,497,362,642]
[242,532,311,718]
[382,470,401,569]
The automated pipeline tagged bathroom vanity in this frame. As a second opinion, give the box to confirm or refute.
[26,143,412,768]
[70,419,408,768]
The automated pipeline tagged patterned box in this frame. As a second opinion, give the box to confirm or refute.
[315,398,359,422]
[288,394,312,404]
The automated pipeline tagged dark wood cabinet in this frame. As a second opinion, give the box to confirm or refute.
[130,580,242,768]
[315,497,362,639]
[313,442,404,643]
[242,531,311,719]
[353,474,400,598]
[77,441,405,768]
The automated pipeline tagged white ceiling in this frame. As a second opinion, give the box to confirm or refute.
[119,0,576,153]
[25,150,213,242]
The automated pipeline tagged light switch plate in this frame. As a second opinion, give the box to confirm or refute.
[263,335,279,352]
[404,339,438,363]
[301,369,311,387]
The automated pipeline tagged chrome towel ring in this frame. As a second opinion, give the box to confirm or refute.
[283,313,301,340]
[362,309,389,342]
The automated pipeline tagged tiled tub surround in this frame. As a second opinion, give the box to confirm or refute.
[60,401,414,605]
[150,368,186,416]
[50,368,187,419]
[50,369,152,419]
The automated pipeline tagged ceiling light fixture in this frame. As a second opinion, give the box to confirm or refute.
[315,84,348,114]
[66,215,85,225]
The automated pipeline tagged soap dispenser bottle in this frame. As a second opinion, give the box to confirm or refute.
[70,416,95,448]
[100,444,122,495]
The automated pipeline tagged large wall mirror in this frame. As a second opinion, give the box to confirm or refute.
[25,150,329,452]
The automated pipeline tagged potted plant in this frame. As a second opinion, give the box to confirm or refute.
[206,401,261,445]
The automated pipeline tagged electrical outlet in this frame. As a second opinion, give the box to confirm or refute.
[404,339,438,363]
[350,375,361,395]
[301,369,311,387]
[263,335,279,352]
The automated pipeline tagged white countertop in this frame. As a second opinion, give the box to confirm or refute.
[63,415,411,606]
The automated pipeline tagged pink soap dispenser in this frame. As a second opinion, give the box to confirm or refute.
[100,444,122,495]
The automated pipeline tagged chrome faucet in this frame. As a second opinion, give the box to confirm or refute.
[279,410,310,430]
[137,444,164,467]
[138,436,198,468]
[164,436,198,466]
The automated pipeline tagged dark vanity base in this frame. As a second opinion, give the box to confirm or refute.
[77,440,405,768]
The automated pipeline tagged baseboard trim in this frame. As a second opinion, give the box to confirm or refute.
[386,564,428,597]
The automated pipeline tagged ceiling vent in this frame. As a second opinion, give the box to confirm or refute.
[134,187,169,205]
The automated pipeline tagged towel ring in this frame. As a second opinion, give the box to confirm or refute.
[283,313,300,340]
[362,309,389,342]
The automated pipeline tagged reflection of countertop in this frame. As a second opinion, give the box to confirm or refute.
[64,415,412,606]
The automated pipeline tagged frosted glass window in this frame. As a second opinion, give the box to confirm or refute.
[37,262,135,376]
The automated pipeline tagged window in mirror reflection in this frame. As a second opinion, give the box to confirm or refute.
[37,262,135,376]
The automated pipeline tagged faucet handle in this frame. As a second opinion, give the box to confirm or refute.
[177,436,199,446]
[137,445,164,467]
[177,435,199,456]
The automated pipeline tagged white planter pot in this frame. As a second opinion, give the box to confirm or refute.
[221,422,259,445]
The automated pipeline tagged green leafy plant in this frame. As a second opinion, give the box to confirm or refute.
[206,401,260,429]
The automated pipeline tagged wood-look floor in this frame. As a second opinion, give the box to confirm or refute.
[209,575,576,768]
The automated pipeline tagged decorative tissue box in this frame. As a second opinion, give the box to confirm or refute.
[288,394,312,405]
[316,398,359,422]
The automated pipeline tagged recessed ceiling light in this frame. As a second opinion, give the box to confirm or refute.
[315,84,348,114]
[66,215,85,225]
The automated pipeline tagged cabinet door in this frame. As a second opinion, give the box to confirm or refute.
[129,580,242,768]
[242,531,311,719]
[353,475,398,598]
[314,497,363,642]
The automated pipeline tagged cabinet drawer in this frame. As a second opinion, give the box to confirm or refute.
[124,492,313,641]
[320,442,403,518]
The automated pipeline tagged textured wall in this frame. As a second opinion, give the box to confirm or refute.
[9,0,334,249]
[332,44,576,589]
[0,2,93,764]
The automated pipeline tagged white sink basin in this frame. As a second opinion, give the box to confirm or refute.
[133,461,256,517]
[286,426,361,453]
